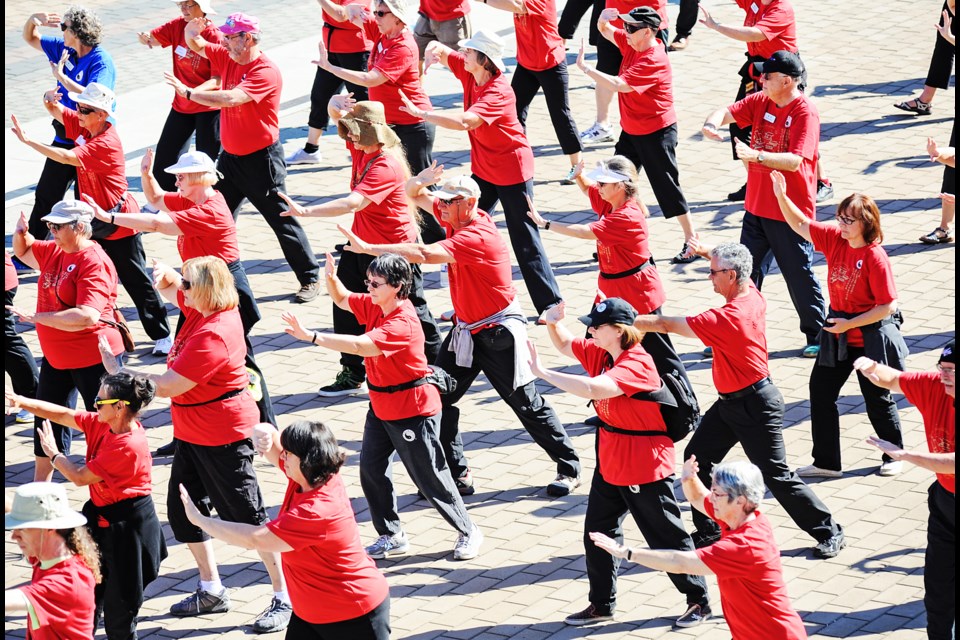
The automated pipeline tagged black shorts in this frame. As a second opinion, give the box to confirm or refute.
[614,123,689,218]
[167,438,268,543]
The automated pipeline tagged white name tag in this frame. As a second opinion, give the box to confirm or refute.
[64,59,75,71]
[75,135,87,146]
[750,2,759,12]
[175,45,189,58]
[763,111,777,123]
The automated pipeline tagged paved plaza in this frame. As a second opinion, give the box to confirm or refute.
[4,0,955,638]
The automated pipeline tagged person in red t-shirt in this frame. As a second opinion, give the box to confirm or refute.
[337,169,582,497]
[9,201,125,484]
[179,420,392,639]
[772,176,907,478]
[102,256,291,633]
[854,343,956,639]
[592,458,808,640]
[138,0,222,192]
[12,83,173,354]
[9,373,167,640]
[530,298,711,628]
[702,50,826,356]
[576,7,701,264]
[282,253,483,562]
[416,31,564,317]
[634,241,845,558]
[4,249,39,422]
[5,482,100,640]
[280,99,441,395]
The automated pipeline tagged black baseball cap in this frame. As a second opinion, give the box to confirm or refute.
[579,298,638,328]
[753,50,805,79]
[939,342,955,365]
[618,6,662,29]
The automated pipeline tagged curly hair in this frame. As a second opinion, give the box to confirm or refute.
[59,526,102,583]
[62,6,103,47]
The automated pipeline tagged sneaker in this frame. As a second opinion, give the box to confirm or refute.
[294,282,320,303]
[878,459,903,476]
[15,409,34,423]
[561,166,577,185]
[546,474,580,497]
[317,368,367,397]
[285,148,322,165]
[919,226,953,244]
[675,603,711,628]
[584,415,604,427]
[796,464,842,479]
[453,523,483,560]
[702,346,714,358]
[455,470,476,496]
[365,531,410,559]
[169,586,231,617]
[152,336,173,356]
[812,530,846,559]
[670,242,701,264]
[802,345,820,358]
[668,36,690,52]
[155,440,176,456]
[141,202,161,214]
[252,597,292,634]
[727,184,747,202]
[692,528,721,548]
[439,309,455,322]
[580,122,614,144]
[816,180,834,203]
[564,604,614,626]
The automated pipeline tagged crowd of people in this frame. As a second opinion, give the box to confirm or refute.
[3,0,955,639]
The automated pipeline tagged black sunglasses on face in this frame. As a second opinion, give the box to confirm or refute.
[60,22,72,31]
[46,221,73,232]
[373,9,392,17]
[623,22,649,34]
[364,279,389,289]
[180,279,192,290]
[77,106,96,115]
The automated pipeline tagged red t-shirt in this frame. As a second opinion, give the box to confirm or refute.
[63,110,137,240]
[899,371,956,494]
[604,0,668,30]
[74,411,152,507]
[436,206,516,324]
[151,17,222,114]
[31,241,123,369]
[364,22,431,125]
[809,222,897,348]
[5,250,17,291]
[587,186,665,314]
[266,471,389,623]
[21,555,96,640]
[206,45,281,155]
[349,294,442,420]
[348,143,419,244]
[167,291,259,445]
[687,285,770,394]
[323,0,374,53]
[164,191,241,263]
[514,0,565,72]
[615,31,676,135]
[572,338,673,486]
[448,52,535,185]
[419,0,470,21]
[696,502,807,640]
[729,92,819,222]
[736,0,797,59]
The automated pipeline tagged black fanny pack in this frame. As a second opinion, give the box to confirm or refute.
[366,365,457,395]
[599,257,653,280]
[171,387,245,408]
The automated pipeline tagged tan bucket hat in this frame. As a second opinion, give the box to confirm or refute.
[337,101,401,148]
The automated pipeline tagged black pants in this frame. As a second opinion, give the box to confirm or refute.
[392,121,445,244]
[808,347,904,471]
[34,359,110,456]
[740,212,825,344]
[473,176,562,314]
[513,62,582,156]
[926,1,956,89]
[29,122,78,238]
[558,0,600,43]
[675,0,699,39]
[97,234,171,340]
[583,470,708,613]
[308,51,370,130]
[943,123,956,196]
[285,597,390,640]
[5,287,39,397]
[435,325,581,480]
[925,481,955,640]
[334,250,440,377]
[153,109,221,192]
[217,141,320,286]
[614,125,689,218]
[684,383,840,543]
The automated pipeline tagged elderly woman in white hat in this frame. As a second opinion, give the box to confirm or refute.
[5,482,100,640]
[280,98,441,396]
[11,82,173,356]
[138,0,223,194]
[408,30,564,322]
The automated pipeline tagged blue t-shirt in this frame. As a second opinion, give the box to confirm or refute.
[40,36,116,143]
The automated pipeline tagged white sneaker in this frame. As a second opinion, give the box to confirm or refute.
[453,523,483,560]
[152,336,174,356]
[580,122,613,143]
[365,531,409,559]
[878,460,903,477]
[796,464,842,479]
[285,148,322,165]
[141,202,160,214]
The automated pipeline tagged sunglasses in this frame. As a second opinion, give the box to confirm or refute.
[46,221,74,232]
[94,397,130,407]
[363,279,389,289]
[180,279,193,290]
[60,22,73,31]
[835,214,858,225]
[623,23,650,34]
[437,196,465,207]
[373,9,392,17]
[77,106,97,115]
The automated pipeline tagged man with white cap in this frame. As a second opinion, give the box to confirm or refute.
[175,12,322,304]
[339,166,582,497]
[5,482,99,640]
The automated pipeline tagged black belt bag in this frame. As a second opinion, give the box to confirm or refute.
[718,376,772,401]
[366,365,457,395]
[599,257,653,280]
[171,387,245,408]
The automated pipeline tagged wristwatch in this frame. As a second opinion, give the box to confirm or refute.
[757,152,766,165]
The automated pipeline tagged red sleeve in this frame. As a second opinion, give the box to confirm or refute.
[169,329,231,385]
[353,157,402,205]
[62,108,83,141]
[808,219,841,254]
[438,225,482,263]
[72,126,122,178]
[587,184,610,216]
[619,53,657,92]
[728,92,761,129]
[347,292,374,323]
[755,4,793,41]
[696,532,759,578]
[163,192,193,212]
[447,51,469,83]
[73,411,101,435]
[465,83,505,127]
[362,16,379,43]
[687,306,731,348]
[30,241,56,271]
[21,570,77,628]
[73,255,114,313]
[236,61,281,103]
[204,44,230,75]
[864,248,898,305]
[150,18,179,47]
[267,491,331,551]
[784,104,818,160]
[570,337,592,371]
[365,311,414,359]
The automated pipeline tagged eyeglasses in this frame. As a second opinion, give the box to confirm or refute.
[708,268,732,276]
[180,279,193,290]
[436,196,465,207]
[60,23,73,32]
[46,221,74,232]
[364,279,389,289]
[938,364,956,376]
[373,9,392,17]
[710,488,730,499]
[623,23,650,34]
[224,32,247,40]
[835,214,859,225]
[94,397,130,407]
[77,106,96,115]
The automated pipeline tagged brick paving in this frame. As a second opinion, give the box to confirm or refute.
[4,0,955,638]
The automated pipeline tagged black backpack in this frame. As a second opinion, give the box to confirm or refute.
[598,369,701,442]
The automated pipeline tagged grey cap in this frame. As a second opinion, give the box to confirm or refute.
[41,199,95,225]
[5,482,87,530]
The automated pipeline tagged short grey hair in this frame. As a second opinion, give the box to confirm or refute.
[710,242,753,285]
[604,156,641,201]
[74,218,94,239]
[712,460,765,512]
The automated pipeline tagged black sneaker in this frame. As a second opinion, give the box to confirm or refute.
[294,282,320,303]
[169,586,231,617]
[671,242,701,264]
[816,180,834,203]
[252,597,292,634]
[455,470,476,496]
[564,604,614,626]
[812,530,846,559]
[727,184,747,202]
[318,369,367,397]
[675,603,711,628]
[155,440,177,457]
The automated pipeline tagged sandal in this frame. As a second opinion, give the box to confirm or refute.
[919,227,953,244]
[893,98,932,115]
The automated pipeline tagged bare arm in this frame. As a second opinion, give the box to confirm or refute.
[339,225,455,265]
[736,139,801,172]
[680,455,710,515]
[179,485,294,552]
[590,532,714,575]
[278,191,369,218]
[824,301,899,335]
[11,212,38,269]
[5,392,80,430]
[281,311,383,357]
[698,6,766,42]
[11,115,80,166]
[525,194,597,239]
[23,13,60,50]
[770,170,813,242]
[634,314,698,340]
[852,357,903,394]
[867,435,956,475]
[701,107,737,140]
